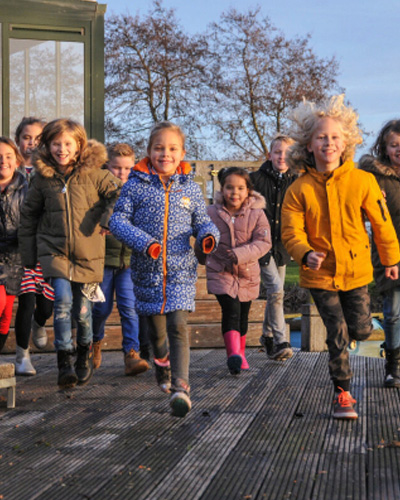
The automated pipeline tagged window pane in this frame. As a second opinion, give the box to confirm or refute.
[9,39,84,135]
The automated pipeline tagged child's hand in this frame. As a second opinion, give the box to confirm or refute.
[385,265,399,280]
[307,251,326,271]
[227,249,238,264]
[100,228,110,236]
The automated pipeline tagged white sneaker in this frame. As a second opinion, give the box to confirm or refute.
[15,346,36,376]
[31,318,48,350]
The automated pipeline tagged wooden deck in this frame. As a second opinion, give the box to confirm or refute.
[0,349,399,499]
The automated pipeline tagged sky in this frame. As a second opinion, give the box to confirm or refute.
[103,0,400,159]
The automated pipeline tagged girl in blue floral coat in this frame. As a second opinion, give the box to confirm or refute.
[110,122,219,417]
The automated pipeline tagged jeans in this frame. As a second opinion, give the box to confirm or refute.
[383,286,400,350]
[260,257,287,344]
[310,286,372,390]
[148,311,190,389]
[215,294,252,336]
[51,278,92,352]
[92,266,139,353]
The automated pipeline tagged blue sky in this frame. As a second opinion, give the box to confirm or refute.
[104,0,400,159]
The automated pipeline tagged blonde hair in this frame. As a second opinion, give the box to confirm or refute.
[287,94,362,169]
[36,119,87,167]
[147,121,186,154]
[107,142,135,161]
[270,134,294,152]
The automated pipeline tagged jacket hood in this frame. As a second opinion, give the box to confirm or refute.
[213,189,266,210]
[133,157,192,175]
[33,139,107,179]
[358,154,399,178]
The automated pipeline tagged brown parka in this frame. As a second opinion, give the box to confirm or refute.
[19,140,122,283]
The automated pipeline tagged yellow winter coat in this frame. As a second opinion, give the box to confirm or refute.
[281,159,400,291]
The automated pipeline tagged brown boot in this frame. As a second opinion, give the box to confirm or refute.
[124,348,150,376]
[93,340,102,370]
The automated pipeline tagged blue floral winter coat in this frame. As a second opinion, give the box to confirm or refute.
[109,158,219,315]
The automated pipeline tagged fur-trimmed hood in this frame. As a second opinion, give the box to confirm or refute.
[213,189,266,210]
[358,154,399,179]
[32,139,107,178]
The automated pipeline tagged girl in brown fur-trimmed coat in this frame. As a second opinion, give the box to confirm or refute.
[19,119,121,389]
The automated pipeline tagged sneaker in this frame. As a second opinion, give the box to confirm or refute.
[333,388,358,419]
[124,348,149,376]
[271,342,293,361]
[260,336,293,360]
[154,359,171,393]
[170,391,192,417]
[31,318,48,350]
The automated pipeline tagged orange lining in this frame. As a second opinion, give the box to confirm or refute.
[160,179,172,314]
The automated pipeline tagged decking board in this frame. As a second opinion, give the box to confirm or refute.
[0,350,399,500]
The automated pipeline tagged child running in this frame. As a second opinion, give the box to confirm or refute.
[281,95,400,420]
[14,117,54,376]
[359,120,400,388]
[109,121,219,418]
[19,119,121,389]
[197,167,271,375]
[92,143,149,376]
[0,138,28,356]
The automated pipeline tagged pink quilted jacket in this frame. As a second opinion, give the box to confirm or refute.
[200,190,271,302]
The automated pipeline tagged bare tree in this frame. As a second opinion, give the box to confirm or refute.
[104,1,210,157]
[205,8,341,160]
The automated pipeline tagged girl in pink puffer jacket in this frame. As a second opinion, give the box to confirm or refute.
[197,167,271,375]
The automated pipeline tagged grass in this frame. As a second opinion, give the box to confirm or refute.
[285,260,300,287]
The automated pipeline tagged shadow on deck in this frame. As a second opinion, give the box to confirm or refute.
[0,349,399,500]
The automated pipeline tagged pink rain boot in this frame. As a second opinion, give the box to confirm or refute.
[240,335,249,370]
[223,330,242,375]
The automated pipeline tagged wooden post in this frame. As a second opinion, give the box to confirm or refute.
[301,303,327,352]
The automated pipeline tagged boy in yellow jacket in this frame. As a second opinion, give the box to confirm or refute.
[282,95,400,419]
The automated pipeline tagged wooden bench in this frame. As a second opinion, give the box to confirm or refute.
[0,362,16,408]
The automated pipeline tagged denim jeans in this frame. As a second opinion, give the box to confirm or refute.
[92,266,139,353]
[260,257,288,344]
[383,286,400,350]
[148,311,190,389]
[51,278,92,352]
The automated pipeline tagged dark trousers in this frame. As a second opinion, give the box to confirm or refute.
[148,311,190,390]
[216,294,252,337]
[310,286,372,391]
[15,292,54,349]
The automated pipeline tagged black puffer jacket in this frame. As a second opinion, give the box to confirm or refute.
[359,154,400,292]
[250,160,297,266]
[0,171,28,294]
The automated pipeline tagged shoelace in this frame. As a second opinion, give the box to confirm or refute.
[334,388,356,407]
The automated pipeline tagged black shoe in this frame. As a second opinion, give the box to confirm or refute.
[259,335,274,357]
[57,350,78,388]
[384,347,400,388]
[154,362,171,393]
[75,343,94,386]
